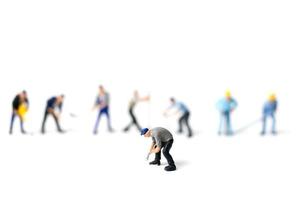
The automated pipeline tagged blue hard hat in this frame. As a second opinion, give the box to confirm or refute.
[141,128,149,136]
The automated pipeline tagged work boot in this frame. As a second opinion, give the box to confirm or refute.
[123,127,129,132]
[108,128,114,133]
[164,165,176,171]
[58,129,66,134]
[149,160,161,166]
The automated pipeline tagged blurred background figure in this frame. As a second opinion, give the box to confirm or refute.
[164,97,193,138]
[123,90,150,133]
[217,90,238,135]
[261,93,278,135]
[41,95,65,134]
[93,85,113,134]
[9,90,29,134]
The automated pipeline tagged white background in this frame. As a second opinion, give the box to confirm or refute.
[0,0,300,199]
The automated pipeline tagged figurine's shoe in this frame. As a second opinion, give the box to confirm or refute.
[149,160,161,166]
[58,130,66,134]
[164,165,176,171]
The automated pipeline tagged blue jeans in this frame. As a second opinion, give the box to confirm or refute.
[9,112,25,133]
[262,114,276,134]
[93,106,112,133]
[218,112,233,135]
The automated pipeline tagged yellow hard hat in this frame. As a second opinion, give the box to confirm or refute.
[268,93,276,101]
[225,90,231,98]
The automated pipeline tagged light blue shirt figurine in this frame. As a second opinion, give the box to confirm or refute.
[217,90,238,135]
[261,93,278,135]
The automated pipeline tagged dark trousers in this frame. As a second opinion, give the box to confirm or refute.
[124,109,141,131]
[154,139,175,167]
[41,111,62,133]
[178,111,193,137]
[9,111,25,133]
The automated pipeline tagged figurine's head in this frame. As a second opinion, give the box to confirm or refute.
[225,90,231,100]
[141,128,150,137]
[21,90,27,99]
[22,90,27,96]
[170,97,176,105]
[57,94,65,104]
[268,93,276,102]
[99,85,105,94]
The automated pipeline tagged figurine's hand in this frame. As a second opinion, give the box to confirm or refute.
[47,108,54,113]
[151,145,158,153]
